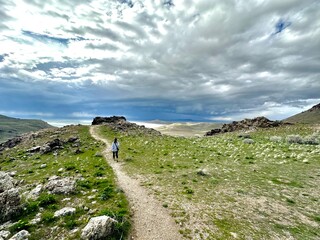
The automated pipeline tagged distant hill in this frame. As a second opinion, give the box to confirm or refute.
[284,103,320,124]
[0,114,54,143]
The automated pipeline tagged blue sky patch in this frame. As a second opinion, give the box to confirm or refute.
[22,30,86,46]
[274,19,291,35]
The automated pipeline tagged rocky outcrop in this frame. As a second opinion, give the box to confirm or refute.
[81,216,117,240]
[92,116,126,125]
[308,103,320,112]
[0,172,22,224]
[45,176,76,195]
[40,139,64,154]
[0,137,23,152]
[8,230,30,240]
[205,117,288,136]
[92,116,161,136]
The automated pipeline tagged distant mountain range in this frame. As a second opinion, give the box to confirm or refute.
[284,103,320,124]
[0,115,54,143]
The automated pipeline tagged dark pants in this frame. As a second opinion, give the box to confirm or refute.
[113,151,118,159]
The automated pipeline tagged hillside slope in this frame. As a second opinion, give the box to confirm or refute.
[284,103,320,124]
[0,115,54,143]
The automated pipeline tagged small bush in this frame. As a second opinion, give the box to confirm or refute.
[77,180,92,189]
[100,186,114,200]
[24,201,39,214]
[41,211,55,223]
[9,220,30,232]
[303,135,319,145]
[270,136,282,142]
[38,193,57,207]
[286,135,303,144]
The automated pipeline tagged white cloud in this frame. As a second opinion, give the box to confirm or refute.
[0,0,319,121]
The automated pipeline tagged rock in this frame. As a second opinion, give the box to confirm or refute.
[8,230,30,240]
[0,172,22,224]
[0,172,15,191]
[0,137,23,152]
[45,176,76,194]
[81,216,117,240]
[197,169,210,176]
[9,172,17,177]
[0,230,10,239]
[26,184,43,200]
[92,116,126,125]
[92,116,161,136]
[205,117,289,136]
[74,149,84,154]
[54,207,76,218]
[40,164,47,169]
[0,189,21,224]
[67,137,79,143]
[41,139,64,154]
[26,146,41,153]
[243,139,255,144]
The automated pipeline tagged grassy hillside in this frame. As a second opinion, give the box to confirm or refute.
[0,125,130,239]
[0,115,54,143]
[99,124,320,239]
[284,103,320,124]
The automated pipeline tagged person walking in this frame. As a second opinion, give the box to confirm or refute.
[111,138,120,161]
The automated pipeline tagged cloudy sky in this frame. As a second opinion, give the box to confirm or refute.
[0,0,319,125]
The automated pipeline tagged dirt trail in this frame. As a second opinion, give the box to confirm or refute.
[90,126,182,240]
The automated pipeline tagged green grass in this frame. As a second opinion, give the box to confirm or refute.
[98,124,320,239]
[0,125,130,239]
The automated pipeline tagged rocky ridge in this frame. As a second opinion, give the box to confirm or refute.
[205,116,290,136]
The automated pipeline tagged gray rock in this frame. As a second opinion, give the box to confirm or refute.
[26,184,43,200]
[26,146,41,153]
[8,230,30,240]
[81,216,117,240]
[45,176,76,194]
[40,164,47,169]
[0,230,10,239]
[54,207,76,218]
[0,172,15,191]
[0,172,22,224]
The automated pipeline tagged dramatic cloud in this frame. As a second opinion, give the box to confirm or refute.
[0,0,319,124]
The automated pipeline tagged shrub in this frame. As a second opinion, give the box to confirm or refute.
[286,135,303,144]
[41,211,55,223]
[38,193,57,207]
[100,186,114,200]
[303,135,319,145]
[9,220,30,232]
[270,136,282,142]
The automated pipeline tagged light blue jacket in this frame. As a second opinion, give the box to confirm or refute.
[111,141,120,152]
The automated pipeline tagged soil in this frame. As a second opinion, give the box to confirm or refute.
[90,126,182,240]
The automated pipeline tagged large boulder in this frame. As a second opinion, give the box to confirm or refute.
[45,176,76,195]
[81,216,117,240]
[0,172,22,224]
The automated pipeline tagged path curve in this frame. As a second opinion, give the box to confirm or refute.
[90,126,182,240]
